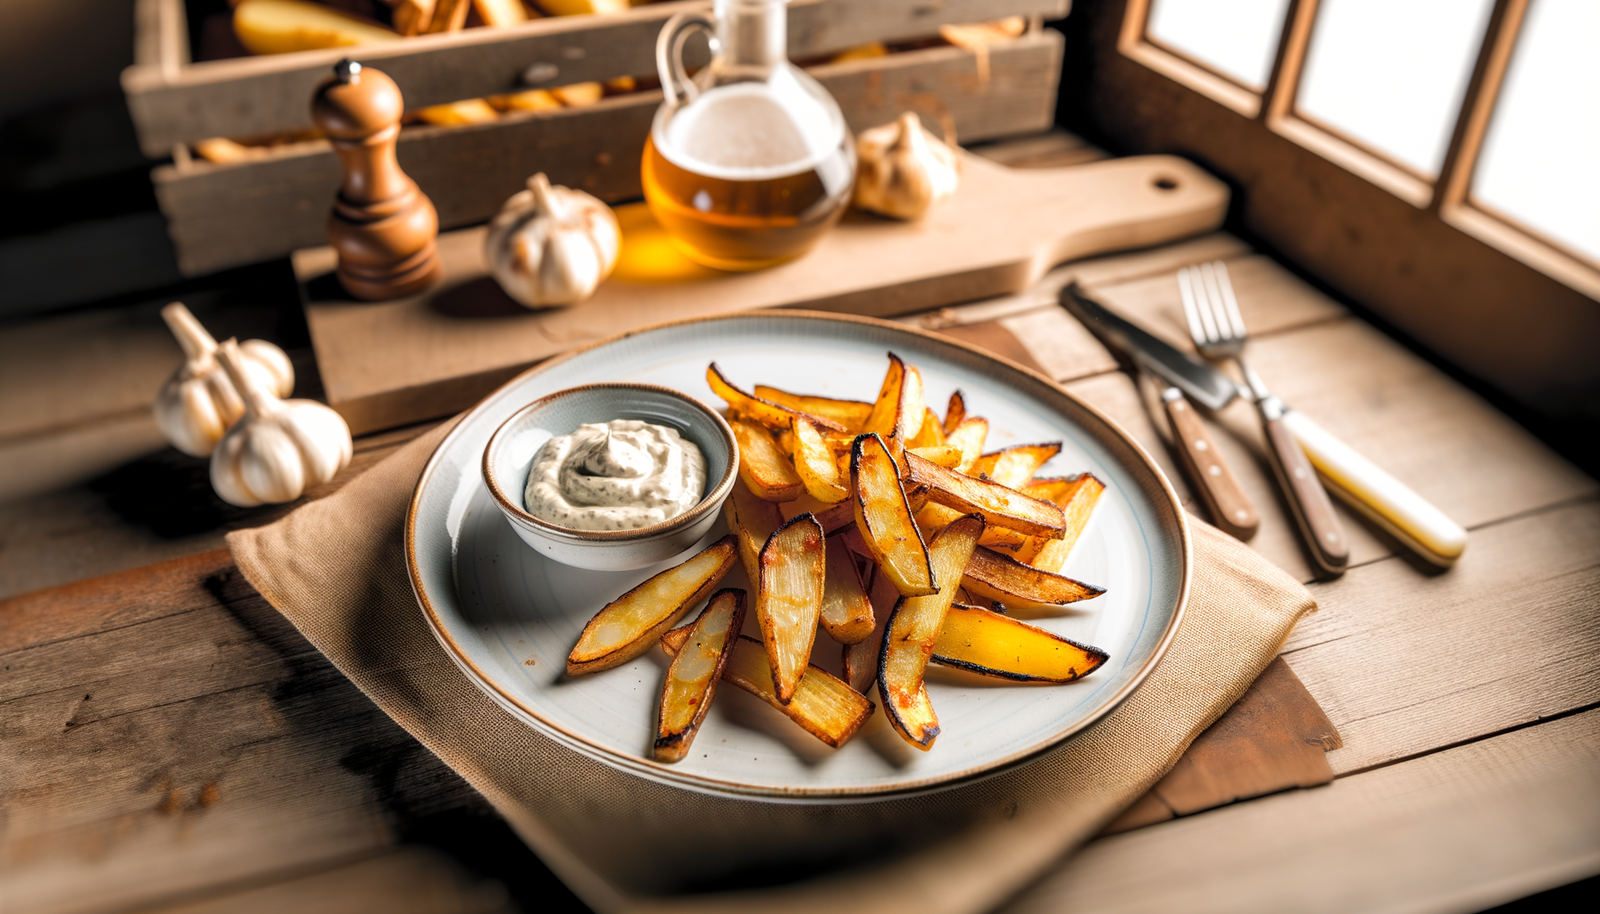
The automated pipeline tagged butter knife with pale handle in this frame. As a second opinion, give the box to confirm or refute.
[1061,283,1468,567]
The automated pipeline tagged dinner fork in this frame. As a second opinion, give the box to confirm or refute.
[1179,262,1350,576]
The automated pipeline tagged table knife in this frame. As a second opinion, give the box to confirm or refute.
[1057,296,1260,539]
[1060,284,1468,567]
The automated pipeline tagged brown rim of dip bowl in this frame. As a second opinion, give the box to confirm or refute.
[482,382,739,542]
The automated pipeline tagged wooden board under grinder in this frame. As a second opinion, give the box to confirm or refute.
[299,153,1227,434]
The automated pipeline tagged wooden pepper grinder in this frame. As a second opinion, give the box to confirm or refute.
[312,59,442,300]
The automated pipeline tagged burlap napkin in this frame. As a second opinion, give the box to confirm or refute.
[227,420,1316,913]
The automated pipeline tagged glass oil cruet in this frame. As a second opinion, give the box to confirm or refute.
[643,0,856,271]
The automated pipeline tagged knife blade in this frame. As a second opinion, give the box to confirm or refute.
[1060,284,1259,540]
[1060,283,1468,567]
[1061,283,1243,411]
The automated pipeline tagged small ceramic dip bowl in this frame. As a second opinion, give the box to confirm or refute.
[482,382,738,571]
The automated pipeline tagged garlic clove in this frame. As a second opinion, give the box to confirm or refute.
[209,338,351,507]
[486,172,622,307]
[153,302,295,457]
[853,112,962,221]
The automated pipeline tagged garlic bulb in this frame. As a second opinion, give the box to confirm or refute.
[209,339,352,507]
[153,302,295,457]
[853,112,961,221]
[485,173,621,307]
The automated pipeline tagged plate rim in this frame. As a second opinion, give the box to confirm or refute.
[405,309,1193,801]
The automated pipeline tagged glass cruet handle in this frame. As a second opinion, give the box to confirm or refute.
[657,11,720,107]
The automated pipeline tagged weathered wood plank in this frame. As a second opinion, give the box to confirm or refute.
[124,0,1071,152]
[1003,707,1600,914]
[0,559,484,914]
[1287,500,1600,775]
[0,423,435,601]
[147,848,517,914]
[155,34,1063,276]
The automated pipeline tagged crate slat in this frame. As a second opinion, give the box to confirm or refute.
[123,0,1070,155]
[153,32,1063,276]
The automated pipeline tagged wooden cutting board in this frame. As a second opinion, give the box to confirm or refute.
[299,153,1228,434]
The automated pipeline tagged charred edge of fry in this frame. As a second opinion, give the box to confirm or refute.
[654,589,747,761]
[757,512,827,703]
[663,634,874,748]
[930,604,1109,683]
[851,432,936,596]
[863,352,907,439]
[943,390,966,435]
[903,452,1067,539]
[876,596,940,749]
[707,362,846,432]
[814,499,857,534]
[962,546,1106,609]
[753,385,873,430]
[566,535,737,675]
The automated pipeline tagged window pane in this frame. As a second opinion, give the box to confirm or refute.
[1297,0,1494,176]
[1147,0,1292,90]
[1474,0,1600,263]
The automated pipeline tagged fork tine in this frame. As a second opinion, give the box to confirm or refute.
[1211,261,1248,340]
[1197,262,1231,342]
[1182,266,1220,345]
[1177,266,1209,346]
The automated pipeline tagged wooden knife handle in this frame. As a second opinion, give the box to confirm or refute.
[1162,391,1259,540]
[1260,404,1349,577]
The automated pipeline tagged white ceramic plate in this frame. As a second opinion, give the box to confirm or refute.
[407,312,1191,801]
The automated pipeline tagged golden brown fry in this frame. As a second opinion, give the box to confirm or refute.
[707,363,845,433]
[973,442,1063,550]
[724,479,782,584]
[945,417,988,473]
[661,630,875,748]
[862,353,925,462]
[1017,474,1106,571]
[843,563,901,693]
[754,385,873,432]
[971,442,1062,487]
[943,390,967,435]
[791,415,850,503]
[903,451,1066,539]
[878,514,985,750]
[392,0,434,35]
[757,514,827,703]
[907,445,963,468]
[1020,476,1079,504]
[852,433,936,596]
[731,418,804,502]
[820,534,875,644]
[906,406,946,449]
[567,536,737,675]
[961,545,1104,612]
[655,589,746,762]
[931,604,1108,683]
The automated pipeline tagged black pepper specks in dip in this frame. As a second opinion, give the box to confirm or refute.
[524,420,707,531]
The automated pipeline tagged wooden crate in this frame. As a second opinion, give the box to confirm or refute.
[124,0,1070,276]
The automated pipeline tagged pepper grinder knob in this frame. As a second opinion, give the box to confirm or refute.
[312,58,442,300]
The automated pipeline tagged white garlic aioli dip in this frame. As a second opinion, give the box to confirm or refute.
[524,419,706,531]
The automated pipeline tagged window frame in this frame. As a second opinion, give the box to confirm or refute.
[1082,0,1600,413]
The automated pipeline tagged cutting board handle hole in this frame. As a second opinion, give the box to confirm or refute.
[1153,176,1179,191]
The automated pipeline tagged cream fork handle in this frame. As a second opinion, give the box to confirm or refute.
[1282,410,1468,567]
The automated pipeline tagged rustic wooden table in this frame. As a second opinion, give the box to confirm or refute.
[4,133,1597,914]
